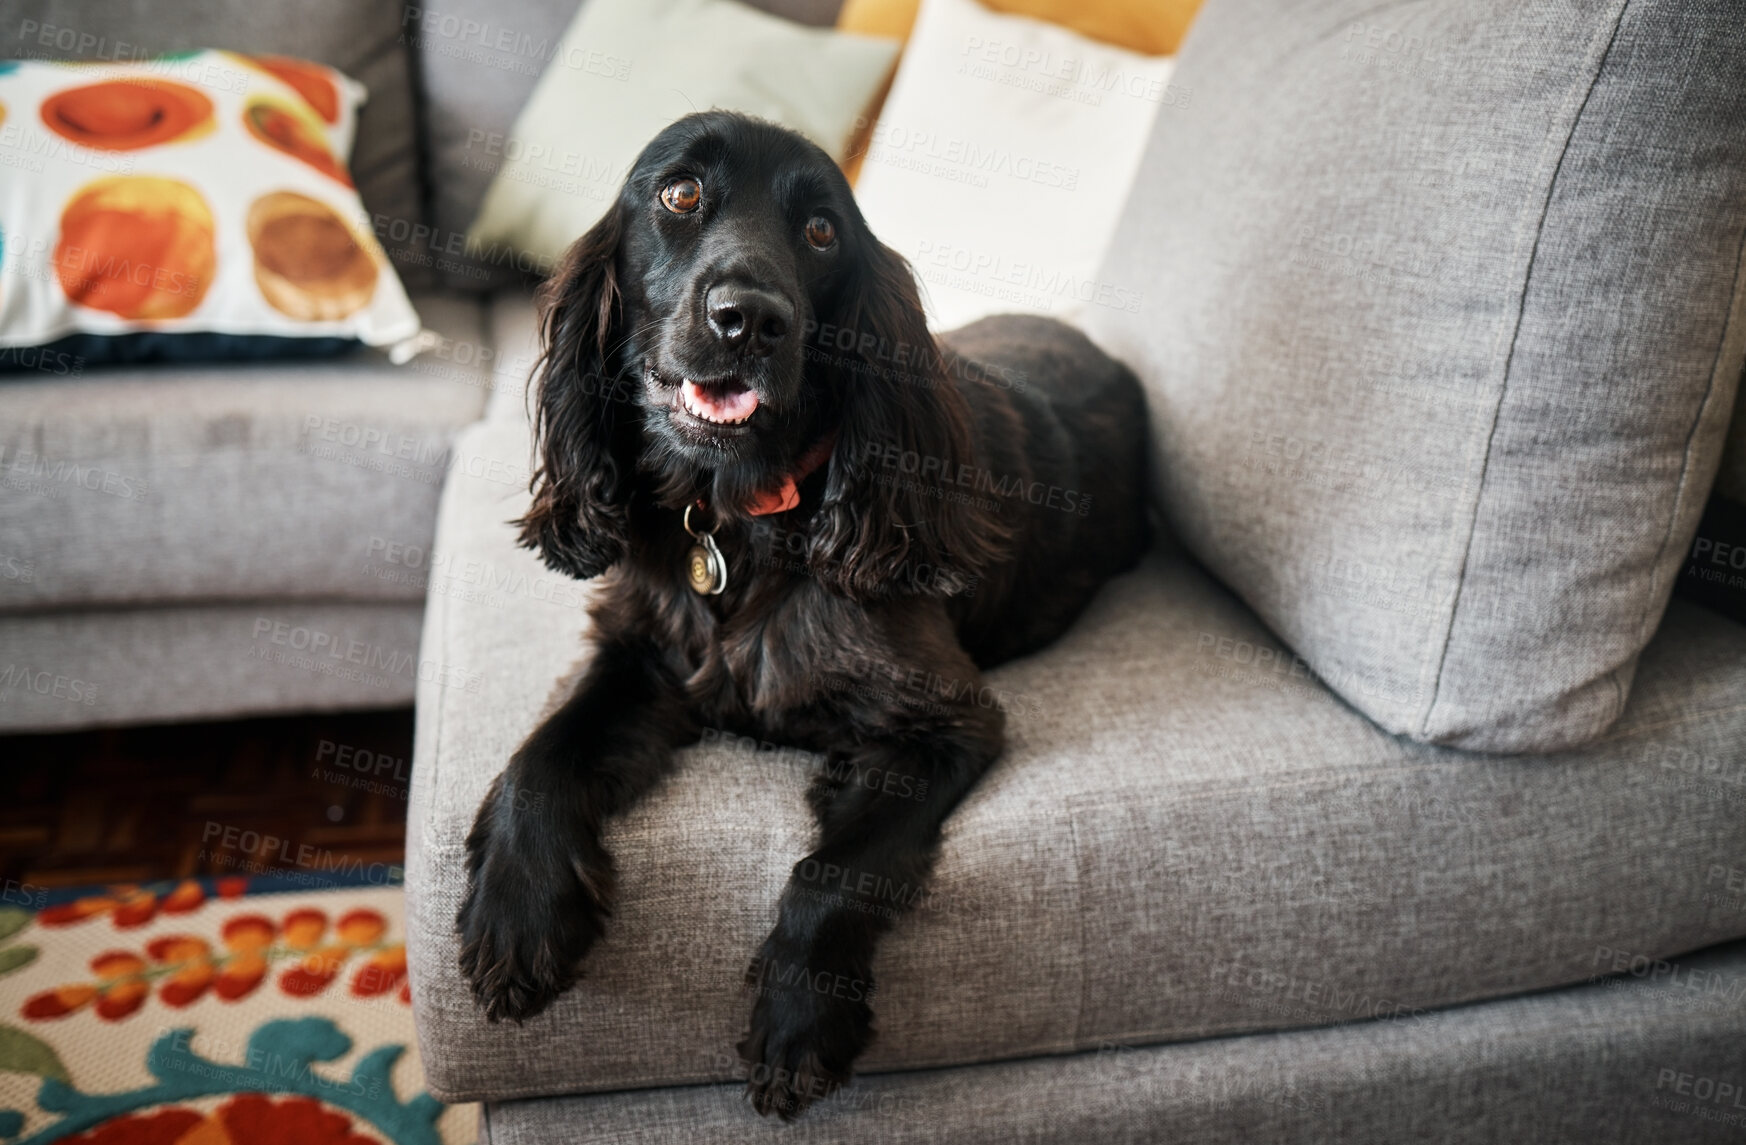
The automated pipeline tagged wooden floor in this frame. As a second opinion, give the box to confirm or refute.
[0,707,413,891]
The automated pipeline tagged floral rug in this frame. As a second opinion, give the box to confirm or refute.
[0,878,475,1144]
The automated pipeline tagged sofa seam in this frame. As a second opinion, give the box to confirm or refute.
[1064,806,1091,1049]
[1416,0,1632,742]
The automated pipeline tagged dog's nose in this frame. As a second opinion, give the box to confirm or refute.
[705,285,791,357]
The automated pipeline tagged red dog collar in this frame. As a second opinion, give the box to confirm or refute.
[743,429,838,517]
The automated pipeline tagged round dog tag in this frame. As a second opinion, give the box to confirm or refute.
[686,528,727,595]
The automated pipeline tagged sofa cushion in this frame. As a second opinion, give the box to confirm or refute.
[12,0,431,287]
[480,290,541,424]
[1081,0,1746,752]
[405,416,1746,1103]
[0,601,424,732]
[478,939,1746,1144]
[0,294,490,613]
[410,0,847,291]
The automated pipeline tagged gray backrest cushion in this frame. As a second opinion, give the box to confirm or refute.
[1082,0,1746,753]
[11,1,430,288]
[408,0,844,291]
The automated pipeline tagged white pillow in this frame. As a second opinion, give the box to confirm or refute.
[852,0,1178,333]
[469,0,901,265]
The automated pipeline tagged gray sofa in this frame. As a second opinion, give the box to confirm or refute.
[8,0,1746,1141]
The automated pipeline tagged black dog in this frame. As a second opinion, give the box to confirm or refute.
[457,111,1148,1118]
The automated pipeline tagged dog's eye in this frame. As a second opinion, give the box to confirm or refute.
[661,177,701,213]
[804,216,836,250]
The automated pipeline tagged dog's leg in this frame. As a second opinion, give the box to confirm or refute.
[457,637,694,1022]
[739,691,1003,1119]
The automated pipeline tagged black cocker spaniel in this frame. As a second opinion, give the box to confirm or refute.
[457,110,1148,1119]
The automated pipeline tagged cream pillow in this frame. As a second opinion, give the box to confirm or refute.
[851,0,1179,332]
[469,0,900,264]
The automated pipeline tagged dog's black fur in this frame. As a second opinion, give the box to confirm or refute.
[457,111,1148,1118]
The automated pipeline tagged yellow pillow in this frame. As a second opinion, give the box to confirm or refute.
[838,0,923,41]
[838,0,1201,55]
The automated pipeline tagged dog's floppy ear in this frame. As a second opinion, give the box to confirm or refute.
[807,237,1009,600]
[516,208,635,580]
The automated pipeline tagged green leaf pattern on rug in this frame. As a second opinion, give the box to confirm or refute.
[0,1024,71,1082]
[0,905,41,980]
[0,905,37,975]
[0,906,67,1083]
[0,907,31,943]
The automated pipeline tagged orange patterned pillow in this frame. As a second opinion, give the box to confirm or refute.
[0,52,424,368]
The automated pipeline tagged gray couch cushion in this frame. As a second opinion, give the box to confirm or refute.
[405,416,1746,1103]
[12,0,432,287]
[478,939,1746,1144]
[410,0,846,291]
[1082,0,1746,753]
[0,294,490,612]
[0,600,423,731]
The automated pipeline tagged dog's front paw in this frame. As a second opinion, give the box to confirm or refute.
[456,775,611,1023]
[737,939,875,1119]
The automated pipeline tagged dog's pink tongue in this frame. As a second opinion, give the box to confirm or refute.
[683,379,760,422]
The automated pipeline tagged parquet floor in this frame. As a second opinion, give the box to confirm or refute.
[0,707,413,891]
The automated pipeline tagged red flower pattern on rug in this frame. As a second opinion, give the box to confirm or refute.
[22,907,409,1022]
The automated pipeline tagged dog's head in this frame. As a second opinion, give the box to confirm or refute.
[519,111,1004,598]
